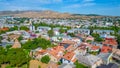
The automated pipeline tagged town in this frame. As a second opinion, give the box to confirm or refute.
[0,15,120,68]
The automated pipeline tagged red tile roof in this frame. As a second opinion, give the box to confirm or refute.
[91,46,100,50]
[101,45,112,53]
[103,38,118,46]
[0,27,9,31]
[63,52,76,62]
[49,45,65,59]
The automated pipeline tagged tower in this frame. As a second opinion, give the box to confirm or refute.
[29,19,35,31]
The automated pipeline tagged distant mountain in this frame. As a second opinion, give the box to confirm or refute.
[13,10,73,18]
[0,10,42,16]
[0,10,111,18]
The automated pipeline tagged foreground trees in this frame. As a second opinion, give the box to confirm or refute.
[41,55,50,64]
[0,47,30,67]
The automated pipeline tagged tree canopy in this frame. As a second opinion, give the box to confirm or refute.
[20,26,29,31]
[0,47,30,67]
[41,55,50,64]
[91,33,103,42]
[22,38,54,49]
[47,30,54,37]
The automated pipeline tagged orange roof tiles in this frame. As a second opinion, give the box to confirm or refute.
[0,27,9,31]
[103,38,118,46]
[61,40,75,44]
[66,45,74,51]
[101,45,112,53]
[91,46,100,50]
[49,45,65,59]
[63,52,76,62]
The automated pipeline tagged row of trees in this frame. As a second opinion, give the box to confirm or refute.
[22,38,54,50]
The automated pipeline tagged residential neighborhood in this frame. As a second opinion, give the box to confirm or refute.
[0,15,120,68]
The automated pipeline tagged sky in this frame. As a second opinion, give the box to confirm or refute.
[0,0,120,16]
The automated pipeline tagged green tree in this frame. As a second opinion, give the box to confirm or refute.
[0,36,3,43]
[0,48,30,67]
[9,26,18,31]
[91,33,103,42]
[47,30,54,37]
[67,33,75,37]
[20,26,29,31]
[41,55,50,64]
[59,28,67,34]
[18,35,23,41]
[22,38,54,49]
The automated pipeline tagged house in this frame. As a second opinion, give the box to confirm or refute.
[71,37,81,44]
[61,51,77,64]
[85,36,94,42]
[67,28,90,35]
[22,31,30,39]
[51,35,64,42]
[93,30,114,38]
[48,45,65,62]
[12,39,21,48]
[58,63,76,68]
[93,30,114,35]
[30,48,48,59]
[112,49,120,66]
[101,45,112,53]
[51,35,72,42]
[97,53,112,64]
[37,26,51,32]
[77,54,103,68]
[90,45,100,52]
[65,44,77,52]
[74,43,87,55]
[102,38,118,48]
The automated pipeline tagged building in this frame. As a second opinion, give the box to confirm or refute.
[97,53,112,64]
[37,26,51,32]
[77,54,103,68]
[112,49,120,66]
[61,52,76,64]
[102,38,118,48]
[48,45,65,62]
[67,28,90,35]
